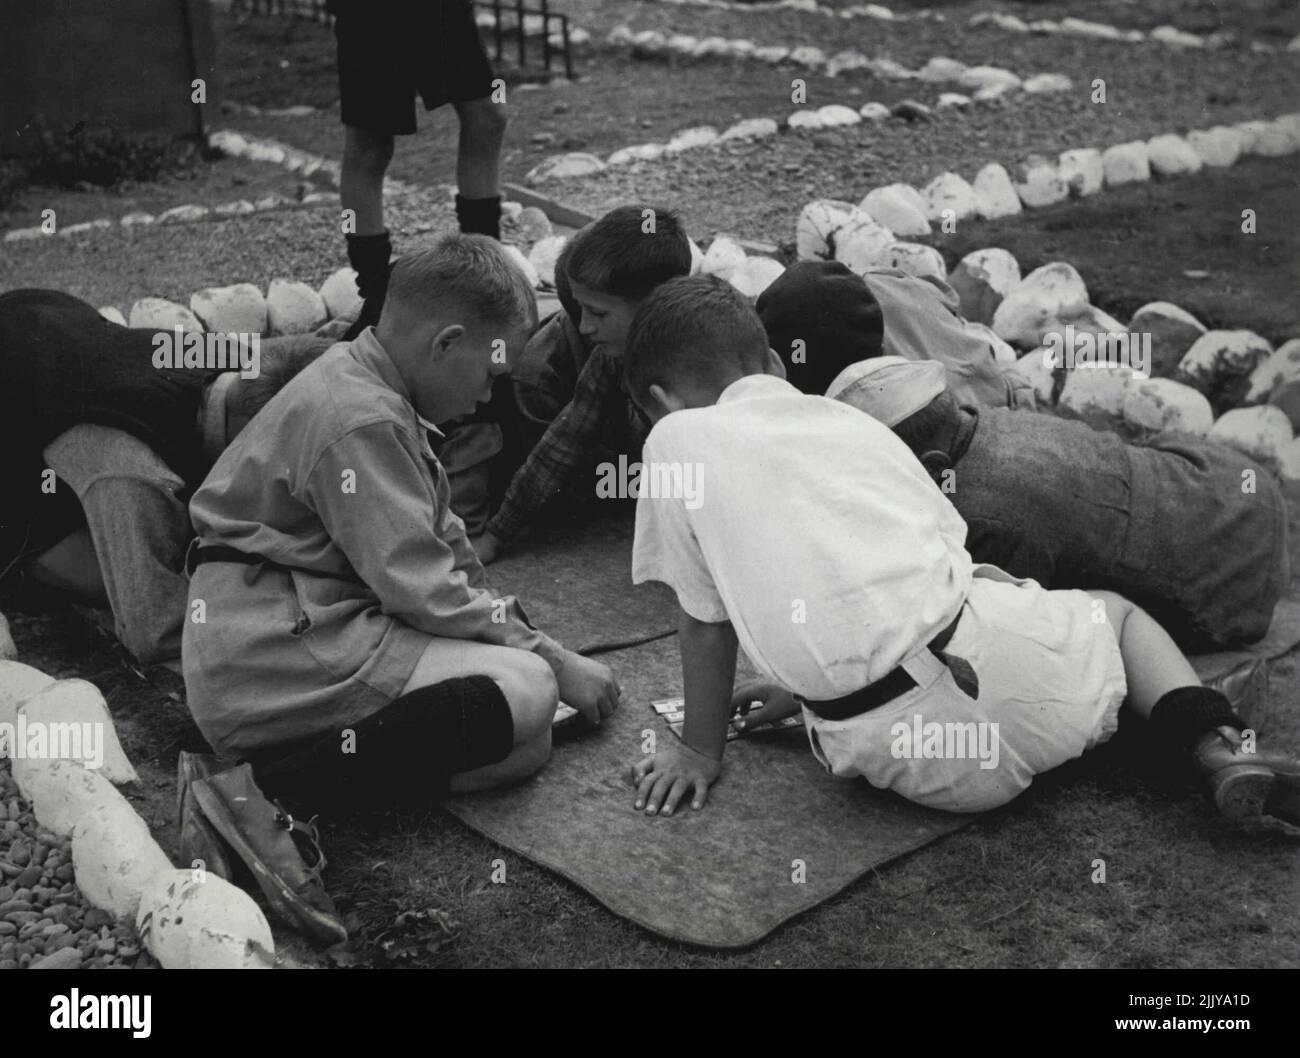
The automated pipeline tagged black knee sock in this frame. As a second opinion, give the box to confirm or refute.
[343,232,393,340]
[252,675,513,812]
[1147,686,1246,752]
[455,194,502,240]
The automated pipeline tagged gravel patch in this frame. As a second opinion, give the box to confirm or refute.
[0,760,146,970]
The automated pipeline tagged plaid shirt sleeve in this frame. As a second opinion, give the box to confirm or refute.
[486,347,623,543]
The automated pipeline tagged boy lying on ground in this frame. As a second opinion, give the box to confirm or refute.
[0,288,331,666]
[756,259,1035,410]
[824,357,1290,650]
[472,205,693,564]
[620,275,1300,830]
[184,235,620,817]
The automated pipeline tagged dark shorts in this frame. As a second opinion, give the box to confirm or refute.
[334,1,497,135]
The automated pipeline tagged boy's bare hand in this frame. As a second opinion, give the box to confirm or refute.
[557,651,621,723]
[630,744,721,816]
[470,531,501,565]
[731,679,800,732]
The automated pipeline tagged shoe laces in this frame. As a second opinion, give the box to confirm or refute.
[273,802,329,880]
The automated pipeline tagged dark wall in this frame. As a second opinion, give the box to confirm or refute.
[0,0,219,154]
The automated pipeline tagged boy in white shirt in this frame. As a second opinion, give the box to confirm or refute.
[624,275,1300,825]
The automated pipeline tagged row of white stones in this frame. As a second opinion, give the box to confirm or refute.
[644,0,1300,53]
[0,658,276,968]
[604,23,1072,87]
[782,200,1300,479]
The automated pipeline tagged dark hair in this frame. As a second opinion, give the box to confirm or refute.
[227,335,334,423]
[554,228,583,322]
[892,389,958,453]
[624,275,770,406]
[755,260,886,396]
[565,204,692,301]
[386,233,537,331]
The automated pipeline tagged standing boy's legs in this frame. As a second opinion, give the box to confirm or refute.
[451,96,507,238]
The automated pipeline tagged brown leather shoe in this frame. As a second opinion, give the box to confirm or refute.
[190,764,348,946]
[1192,726,1300,822]
[176,751,235,880]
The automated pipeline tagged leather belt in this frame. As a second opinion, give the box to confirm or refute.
[798,608,975,722]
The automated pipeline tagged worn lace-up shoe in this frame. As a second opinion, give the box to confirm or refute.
[190,763,348,945]
[177,751,235,880]
[1192,726,1300,823]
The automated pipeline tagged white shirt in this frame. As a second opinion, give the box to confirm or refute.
[632,374,973,700]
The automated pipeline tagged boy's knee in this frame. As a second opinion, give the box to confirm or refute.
[344,127,395,169]
[495,650,558,743]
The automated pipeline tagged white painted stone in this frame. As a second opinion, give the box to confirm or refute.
[121,212,155,226]
[833,216,896,275]
[19,679,139,784]
[992,262,1089,349]
[318,268,363,321]
[1278,437,1300,482]
[1129,301,1208,377]
[630,29,668,54]
[948,247,1021,325]
[1289,34,1300,52]
[1147,134,1203,176]
[1243,339,1300,403]
[1208,406,1294,466]
[1255,117,1300,157]
[1233,121,1270,154]
[788,109,826,130]
[158,203,211,224]
[607,143,666,165]
[796,199,876,260]
[1101,141,1151,186]
[190,283,268,334]
[72,799,172,919]
[514,206,552,244]
[60,219,113,237]
[1150,25,1204,48]
[666,126,719,152]
[266,279,328,336]
[958,66,1022,93]
[937,93,972,109]
[917,56,967,83]
[692,36,731,58]
[1174,330,1275,409]
[1059,17,1122,40]
[1058,148,1104,196]
[244,142,285,165]
[667,34,699,54]
[873,59,918,80]
[701,236,748,281]
[0,660,55,729]
[689,238,705,275]
[12,757,130,838]
[753,45,791,62]
[1008,350,1057,406]
[214,199,257,216]
[525,152,606,184]
[1187,127,1242,168]
[827,49,871,76]
[921,172,979,222]
[880,242,946,281]
[972,163,1023,219]
[1122,377,1215,435]
[502,244,541,289]
[858,184,930,236]
[973,82,1018,101]
[817,104,861,127]
[729,256,786,298]
[138,870,275,969]
[1059,364,1136,423]
[4,226,46,242]
[720,117,779,141]
[1022,73,1073,93]
[129,297,202,333]
[606,25,635,47]
[1014,156,1069,208]
[789,45,828,67]
[98,306,127,326]
[725,39,756,57]
[858,102,891,121]
[528,235,569,288]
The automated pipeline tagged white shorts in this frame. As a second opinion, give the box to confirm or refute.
[804,566,1128,813]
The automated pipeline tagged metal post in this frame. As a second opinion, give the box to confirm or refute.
[516,0,526,69]
[492,0,503,62]
[541,0,551,73]
[561,16,572,80]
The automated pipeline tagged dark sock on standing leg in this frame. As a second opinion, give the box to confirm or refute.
[455,194,502,240]
[343,231,393,340]
[251,675,513,813]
